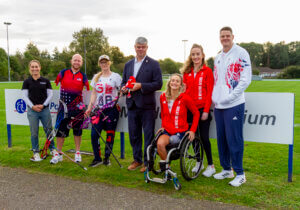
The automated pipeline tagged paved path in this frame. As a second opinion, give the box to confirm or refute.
[0,166,252,210]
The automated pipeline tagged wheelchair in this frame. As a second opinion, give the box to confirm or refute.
[144,130,204,190]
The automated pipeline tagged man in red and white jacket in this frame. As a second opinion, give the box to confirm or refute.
[212,27,252,187]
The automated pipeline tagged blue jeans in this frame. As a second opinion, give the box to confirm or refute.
[27,107,55,153]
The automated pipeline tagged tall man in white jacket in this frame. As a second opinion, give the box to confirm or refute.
[212,26,252,187]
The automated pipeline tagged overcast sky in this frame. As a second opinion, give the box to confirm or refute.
[0,0,299,62]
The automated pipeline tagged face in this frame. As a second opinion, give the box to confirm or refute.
[169,75,182,91]
[29,62,41,75]
[134,43,148,59]
[190,47,204,66]
[99,59,110,71]
[220,30,234,50]
[71,54,83,70]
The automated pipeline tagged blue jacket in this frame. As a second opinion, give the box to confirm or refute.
[122,56,162,110]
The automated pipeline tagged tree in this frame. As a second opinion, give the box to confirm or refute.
[206,57,214,70]
[69,28,110,77]
[0,48,8,81]
[288,41,300,66]
[278,66,300,79]
[239,42,264,67]
[159,58,180,74]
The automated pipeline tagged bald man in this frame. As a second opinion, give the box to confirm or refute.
[50,54,90,164]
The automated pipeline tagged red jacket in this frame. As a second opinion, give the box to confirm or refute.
[183,64,214,113]
[160,92,200,135]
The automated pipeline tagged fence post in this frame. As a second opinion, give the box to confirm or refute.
[120,132,125,159]
[7,124,12,147]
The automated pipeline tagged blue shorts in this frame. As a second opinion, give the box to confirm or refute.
[162,130,186,145]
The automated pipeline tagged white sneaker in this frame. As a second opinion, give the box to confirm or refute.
[30,153,42,162]
[192,162,204,173]
[50,153,63,164]
[202,165,216,177]
[75,151,81,162]
[50,149,57,156]
[213,169,234,180]
[229,174,246,187]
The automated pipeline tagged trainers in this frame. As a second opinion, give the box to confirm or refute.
[192,162,204,173]
[103,158,111,166]
[50,149,57,156]
[50,153,63,164]
[30,153,42,162]
[229,174,246,187]
[202,165,216,177]
[213,169,234,180]
[75,151,82,162]
[89,159,103,167]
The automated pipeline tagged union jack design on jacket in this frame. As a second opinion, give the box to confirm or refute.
[160,92,200,135]
[212,44,252,109]
[55,69,90,107]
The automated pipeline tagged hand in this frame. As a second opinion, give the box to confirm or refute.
[130,82,142,92]
[121,86,128,94]
[32,105,42,112]
[201,112,208,121]
[156,127,164,135]
[85,108,91,118]
[186,131,195,141]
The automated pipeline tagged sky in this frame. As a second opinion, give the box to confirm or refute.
[0,0,299,62]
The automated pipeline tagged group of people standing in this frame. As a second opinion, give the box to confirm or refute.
[22,26,251,187]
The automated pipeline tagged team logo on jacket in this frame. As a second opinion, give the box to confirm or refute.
[77,78,82,81]
[225,58,247,90]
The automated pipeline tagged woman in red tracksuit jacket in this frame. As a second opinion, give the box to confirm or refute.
[181,43,216,177]
[157,73,200,171]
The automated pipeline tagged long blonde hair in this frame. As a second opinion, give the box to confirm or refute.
[28,60,41,75]
[93,60,112,84]
[180,43,206,74]
[165,73,184,101]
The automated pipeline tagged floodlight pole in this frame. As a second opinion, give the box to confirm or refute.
[4,22,12,82]
[83,34,87,75]
[182,39,188,62]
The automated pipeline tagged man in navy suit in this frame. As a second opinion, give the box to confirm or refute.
[121,37,162,172]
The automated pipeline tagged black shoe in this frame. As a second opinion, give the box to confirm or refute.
[89,159,102,167]
[103,158,111,166]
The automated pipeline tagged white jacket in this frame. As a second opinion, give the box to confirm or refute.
[212,44,252,109]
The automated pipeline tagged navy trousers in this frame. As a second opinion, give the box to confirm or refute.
[128,107,155,164]
[214,103,245,175]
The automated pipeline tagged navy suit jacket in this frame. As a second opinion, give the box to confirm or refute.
[122,56,162,110]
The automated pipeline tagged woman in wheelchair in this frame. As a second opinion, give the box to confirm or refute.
[156,73,200,173]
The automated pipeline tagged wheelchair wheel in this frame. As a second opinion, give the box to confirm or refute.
[173,177,182,190]
[180,136,203,181]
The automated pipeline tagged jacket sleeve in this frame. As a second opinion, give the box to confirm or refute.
[185,95,200,133]
[141,61,163,94]
[160,95,166,129]
[224,50,252,103]
[204,68,214,113]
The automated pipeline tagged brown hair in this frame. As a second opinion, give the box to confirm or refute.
[180,43,205,74]
[220,26,233,34]
[165,73,184,102]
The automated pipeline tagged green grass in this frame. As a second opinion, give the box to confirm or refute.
[0,80,299,208]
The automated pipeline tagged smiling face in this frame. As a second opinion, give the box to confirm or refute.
[169,75,182,91]
[220,30,234,52]
[190,47,204,66]
[71,54,83,71]
[29,61,41,76]
[98,59,111,71]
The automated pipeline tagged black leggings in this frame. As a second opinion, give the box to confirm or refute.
[188,108,213,165]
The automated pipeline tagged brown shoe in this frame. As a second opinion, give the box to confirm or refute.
[127,161,142,171]
[140,165,147,173]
